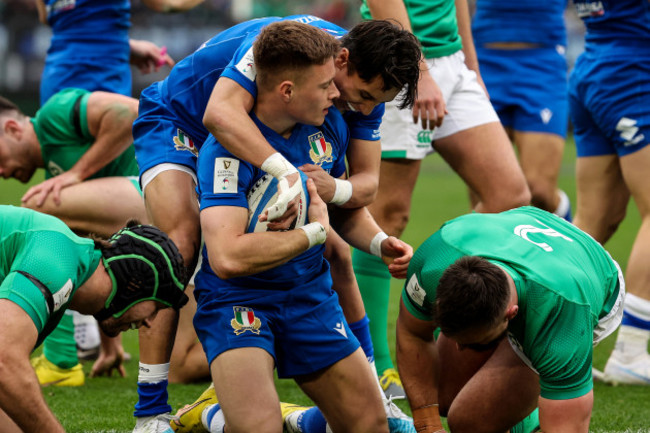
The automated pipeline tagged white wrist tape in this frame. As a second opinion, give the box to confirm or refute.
[370,231,389,258]
[299,222,327,249]
[261,152,298,179]
[330,179,353,206]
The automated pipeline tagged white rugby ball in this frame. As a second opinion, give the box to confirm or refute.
[246,171,310,233]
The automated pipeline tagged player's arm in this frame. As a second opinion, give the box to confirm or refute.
[0,300,65,432]
[140,0,204,12]
[300,138,379,208]
[539,392,593,433]
[365,0,446,129]
[201,179,329,279]
[329,202,412,278]
[396,299,445,433]
[21,92,139,207]
[203,77,301,221]
[454,0,488,95]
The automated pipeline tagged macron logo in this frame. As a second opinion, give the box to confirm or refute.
[334,322,347,338]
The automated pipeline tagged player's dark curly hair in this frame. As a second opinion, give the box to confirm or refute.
[341,20,422,110]
[435,256,510,337]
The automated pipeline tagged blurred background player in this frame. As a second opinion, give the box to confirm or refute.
[132,15,420,431]
[569,0,650,385]
[352,0,530,399]
[0,88,148,383]
[397,206,623,433]
[0,206,187,433]
[472,0,572,220]
[173,21,413,433]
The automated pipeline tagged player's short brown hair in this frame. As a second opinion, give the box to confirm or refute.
[254,21,340,90]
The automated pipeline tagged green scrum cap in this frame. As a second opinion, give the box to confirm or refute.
[94,222,188,321]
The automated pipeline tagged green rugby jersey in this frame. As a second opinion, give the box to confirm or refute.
[403,206,619,400]
[31,87,139,180]
[0,206,101,348]
[360,0,462,59]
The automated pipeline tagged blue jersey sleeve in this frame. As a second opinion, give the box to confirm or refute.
[220,33,259,99]
[197,135,256,211]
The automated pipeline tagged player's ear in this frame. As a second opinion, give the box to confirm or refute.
[279,80,294,102]
[505,304,519,320]
[334,48,349,70]
[3,118,22,140]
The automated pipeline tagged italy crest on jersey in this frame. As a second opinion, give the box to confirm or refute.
[231,306,262,335]
[173,129,198,156]
[308,131,333,165]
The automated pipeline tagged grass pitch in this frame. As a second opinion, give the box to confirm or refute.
[2,139,649,432]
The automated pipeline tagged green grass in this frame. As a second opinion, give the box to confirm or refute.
[3,138,650,432]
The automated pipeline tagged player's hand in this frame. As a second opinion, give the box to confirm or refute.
[412,68,447,130]
[261,172,302,223]
[380,237,413,279]
[89,345,126,378]
[21,171,82,207]
[129,39,175,74]
[305,178,330,235]
[299,164,336,202]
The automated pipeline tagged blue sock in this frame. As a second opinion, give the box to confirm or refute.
[622,311,650,331]
[134,381,171,417]
[298,407,328,433]
[349,315,374,363]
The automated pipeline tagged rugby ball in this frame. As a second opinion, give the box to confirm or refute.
[246,171,310,233]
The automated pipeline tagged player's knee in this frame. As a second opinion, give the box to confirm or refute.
[482,184,531,213]
[229,409,282,433]
[527,181,557,212]
[446,407,492,433]
[353,410,389,433]
[381,206,411,238]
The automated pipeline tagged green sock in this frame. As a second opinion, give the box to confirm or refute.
[510,408,540,433]
[43,311,79,368]
[352,249,393,375]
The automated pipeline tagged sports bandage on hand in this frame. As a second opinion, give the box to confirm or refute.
[412,404,444,433]
[299,222,327,249]
[370,231,389,258]
[262,153,301,221]
[330,179,353,206]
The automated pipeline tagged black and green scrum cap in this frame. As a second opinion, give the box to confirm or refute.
[94,224,188,321]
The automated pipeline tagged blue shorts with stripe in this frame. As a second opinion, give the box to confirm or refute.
[569,53,650,157]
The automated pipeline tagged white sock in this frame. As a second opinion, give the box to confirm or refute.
[554,189,571,218]
[613,325,650,361]
[203,404,225,433]
[73,312,101,349]
[138,362,170,383]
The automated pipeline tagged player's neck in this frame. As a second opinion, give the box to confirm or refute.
[254,105,296,138]
[69,260,112,315]
[25,119,44,168]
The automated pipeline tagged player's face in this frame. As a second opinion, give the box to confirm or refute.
[98,301,162,337]
[333,69,400,116]
[290,58,340,126]
[0,133,37,183]
[452,319,509,352]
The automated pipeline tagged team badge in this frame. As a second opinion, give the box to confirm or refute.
[308,132,333,165]
[173,129,198,156]
[231,306,262,335]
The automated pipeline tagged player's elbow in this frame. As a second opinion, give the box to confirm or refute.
[202,102,228,136]
[208,255,243,279]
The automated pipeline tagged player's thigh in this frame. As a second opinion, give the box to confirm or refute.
[438,335,539,433]
[296,348,387,433]
[143,168,200,266]
[211,347,281,433]
[574,154,629,243]
[368,159,421,237]
[435,122,530,212]
[620,145,650,216]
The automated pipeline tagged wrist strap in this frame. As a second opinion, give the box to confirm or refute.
[330,179,353,206]
[299,222,327,248]
[369,231,389,258]
[261,152,298,179]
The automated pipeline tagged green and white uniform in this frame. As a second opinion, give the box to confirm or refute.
[32,87,140,188]
[0,206,101,349]
[403,206,622,400]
